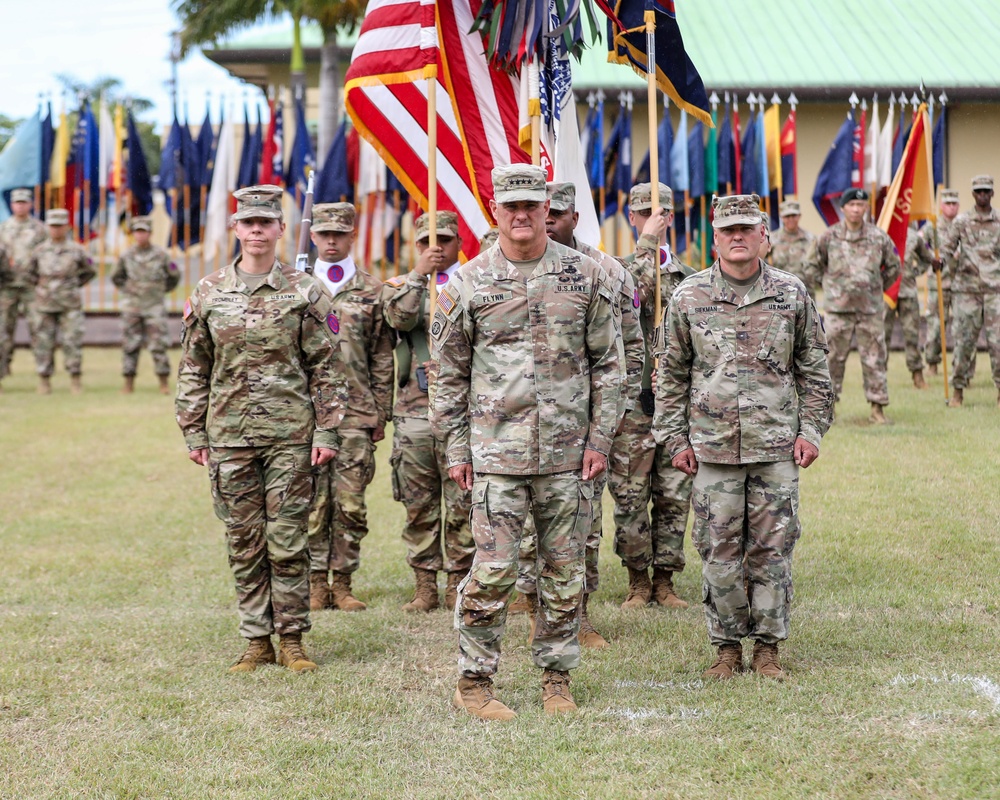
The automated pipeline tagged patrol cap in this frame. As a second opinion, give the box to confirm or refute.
[492,164,547,204]
[415,211,459,242]
[840,187,870,206]
[232,184,284,221]
[312,202,356,233]
[711,194,764,228]
[130,216,152,232]
[630,182,673,212]
[779,200,801,217]
[479,227,499,249]
[971,174,994,191]
[10,188,32,203]
[940,188,960,203]
[46,208,69,226]
[546,181,576,212]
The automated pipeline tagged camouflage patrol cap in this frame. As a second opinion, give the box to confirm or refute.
[971,174,994,191]
[45,208,69,226]
[546,181,576,212]
[840,187,869,206]
[10,188,32,203]
[630,182,673,212]
[941,188,960,203]
[479,227,499,249]
[779,199,801,217]
[492,164,547,204]
[415,211,459,242]
[711,194,763,228]
[232,184,284,221]
[130,216,153,232]
[312,202,356,233]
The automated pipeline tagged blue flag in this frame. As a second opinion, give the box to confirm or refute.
[0,112,42,220]
[687,121,705,199]
[126,111,153,216]
[739,112,757,196]
[286,94,315,198]
[932,111,945,188]
[196,107,215,190]
[41,103,54,196]
[314,120,353,203]
[158,117,182,207]
[717,103,733,192]
[670,110,689,192]
[634,109,673,188]
[602,107,627,220]
[812,112,856,225]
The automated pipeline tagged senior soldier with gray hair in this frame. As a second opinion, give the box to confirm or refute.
[654,193,832,681]
[432,164,623,719]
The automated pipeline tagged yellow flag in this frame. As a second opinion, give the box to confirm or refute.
[764,103,782,194]
[49,109,70,189]
[112,105,125,191]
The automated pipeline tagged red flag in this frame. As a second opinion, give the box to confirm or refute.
[851,108,865,188]
[260,99,284,186]
[779,108,797,195]
[877,103,935,307]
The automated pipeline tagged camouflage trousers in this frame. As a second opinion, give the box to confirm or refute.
[924,287,952,367]
[33,309,84,377]
[456,472,593,678]
[607,407,692,572]
[514,471,605,596]
[691,460,801,646]
[209,444,314,639]
[390,416,473,574]
[0,285,33,378]
[950,292,1000,390]
[825,311,889,405]
[883,296,924,373]
[307,429,375,575]
[121,307,171,377]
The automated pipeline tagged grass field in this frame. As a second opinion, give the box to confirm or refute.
[1,347,999,799]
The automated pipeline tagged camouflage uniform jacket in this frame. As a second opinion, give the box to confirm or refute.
[655,262,833,465]
[573,235,644,414]
[940,208,1000,294]
[808,221,901,314]
[430,240,624,475]
[324,268,394,430]
[770,226,817,294]
[0,216,47,288]
[27,239,96,313]
[0,246,10,287]
[897,228,927,300]
[111,244,180,313]
[175,258,347,452]
[917,218,957,291]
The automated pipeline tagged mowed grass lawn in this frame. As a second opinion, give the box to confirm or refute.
[1,347,999,799]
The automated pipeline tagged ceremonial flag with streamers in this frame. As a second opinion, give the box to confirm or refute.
[780,107,797,197]
[314,119,353,203]
[0,112,41,220]
[878,103,935,308]
[812,112,855,225]
[605,0,712,126]
[126,111,153,216]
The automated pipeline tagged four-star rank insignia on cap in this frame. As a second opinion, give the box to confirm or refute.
[327,312,340,334]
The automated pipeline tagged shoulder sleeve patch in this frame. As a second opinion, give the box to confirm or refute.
[437,287,457,315]
[386,274,407,287]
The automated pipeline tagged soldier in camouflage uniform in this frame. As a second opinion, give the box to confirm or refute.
[807,188,900,423]
[111,216,180,394]
[940,175,1000,407]
[26,209,96,395]
[381,211,473,613]
[883,227,928,388]
[918,190,960,375]
[0,188,47,380]
[432,165,623,720]
[655,193,833,681]
[769,200,817,298]
[175,185,348,674]
[609,182,694,612]
[305,202,394,612]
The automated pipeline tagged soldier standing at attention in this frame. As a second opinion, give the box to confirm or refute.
[884,227,928,389]
[27,209,96,395]
[807,188,900,423]
[175,185,347,674]
[433,165,623,720]
[919,190,960,376]
[111,216,180,394]
[769,200,817,298]
[655,194,833,681]
[381,211,473,612]
[0,188,47,379]
[939,175,1000,408]
[305,202,393,612]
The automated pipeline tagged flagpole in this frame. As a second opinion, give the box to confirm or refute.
[869,93,878,217]
[644,7,662,325]
[597,90,607,246]
[425,6,440,340]
[668,97,677,255]
[724,92,733,195]
[932,219,950,402]
[392,189,401,276]
[529,55,541,166]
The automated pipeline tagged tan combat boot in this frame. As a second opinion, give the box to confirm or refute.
[228,636,276,673]
[508,591,533,615]
[309,572,330,612]
[621,567,652,609]
[912,369,927,389]
[277,633,318,672]
[651,567,689,609]
[578,593,609,649]
[702,643,745,680]
[444,571,464,611]
[868,403,889,424]
[541,669,577,714]
[927,363,938,376]
[37,376,52,395]
[122,375,135,394]
[330,572,367,611]
[158,374,170,395]
[402,568,439,613]
[70,375,82,394]
[751,641,786,680]
[453,675,517,720]
[948,388,963,408]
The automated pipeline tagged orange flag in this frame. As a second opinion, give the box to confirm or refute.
[877,102,936,307]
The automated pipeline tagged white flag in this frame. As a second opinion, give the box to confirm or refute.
[98,101,115,189]
[553,95,601,248]
[204,116,236,262]
[877,100,895,190]
[864,99,879,188]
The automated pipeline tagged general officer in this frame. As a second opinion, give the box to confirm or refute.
[432,165,623,719]
[655,194,833,680]
[0,187,47,379]
[175,185,347,674]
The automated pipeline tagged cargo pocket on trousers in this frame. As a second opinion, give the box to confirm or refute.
[470,478,494,553]
[389,450,404,502]
[208,461,230,524]
[781,492,802,558]
[275,468,316,523]
[691,489,711,561]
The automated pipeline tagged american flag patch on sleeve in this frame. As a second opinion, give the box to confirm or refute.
[437,288,456,314]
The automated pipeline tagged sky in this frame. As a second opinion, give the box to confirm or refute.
[5,0,265,132]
